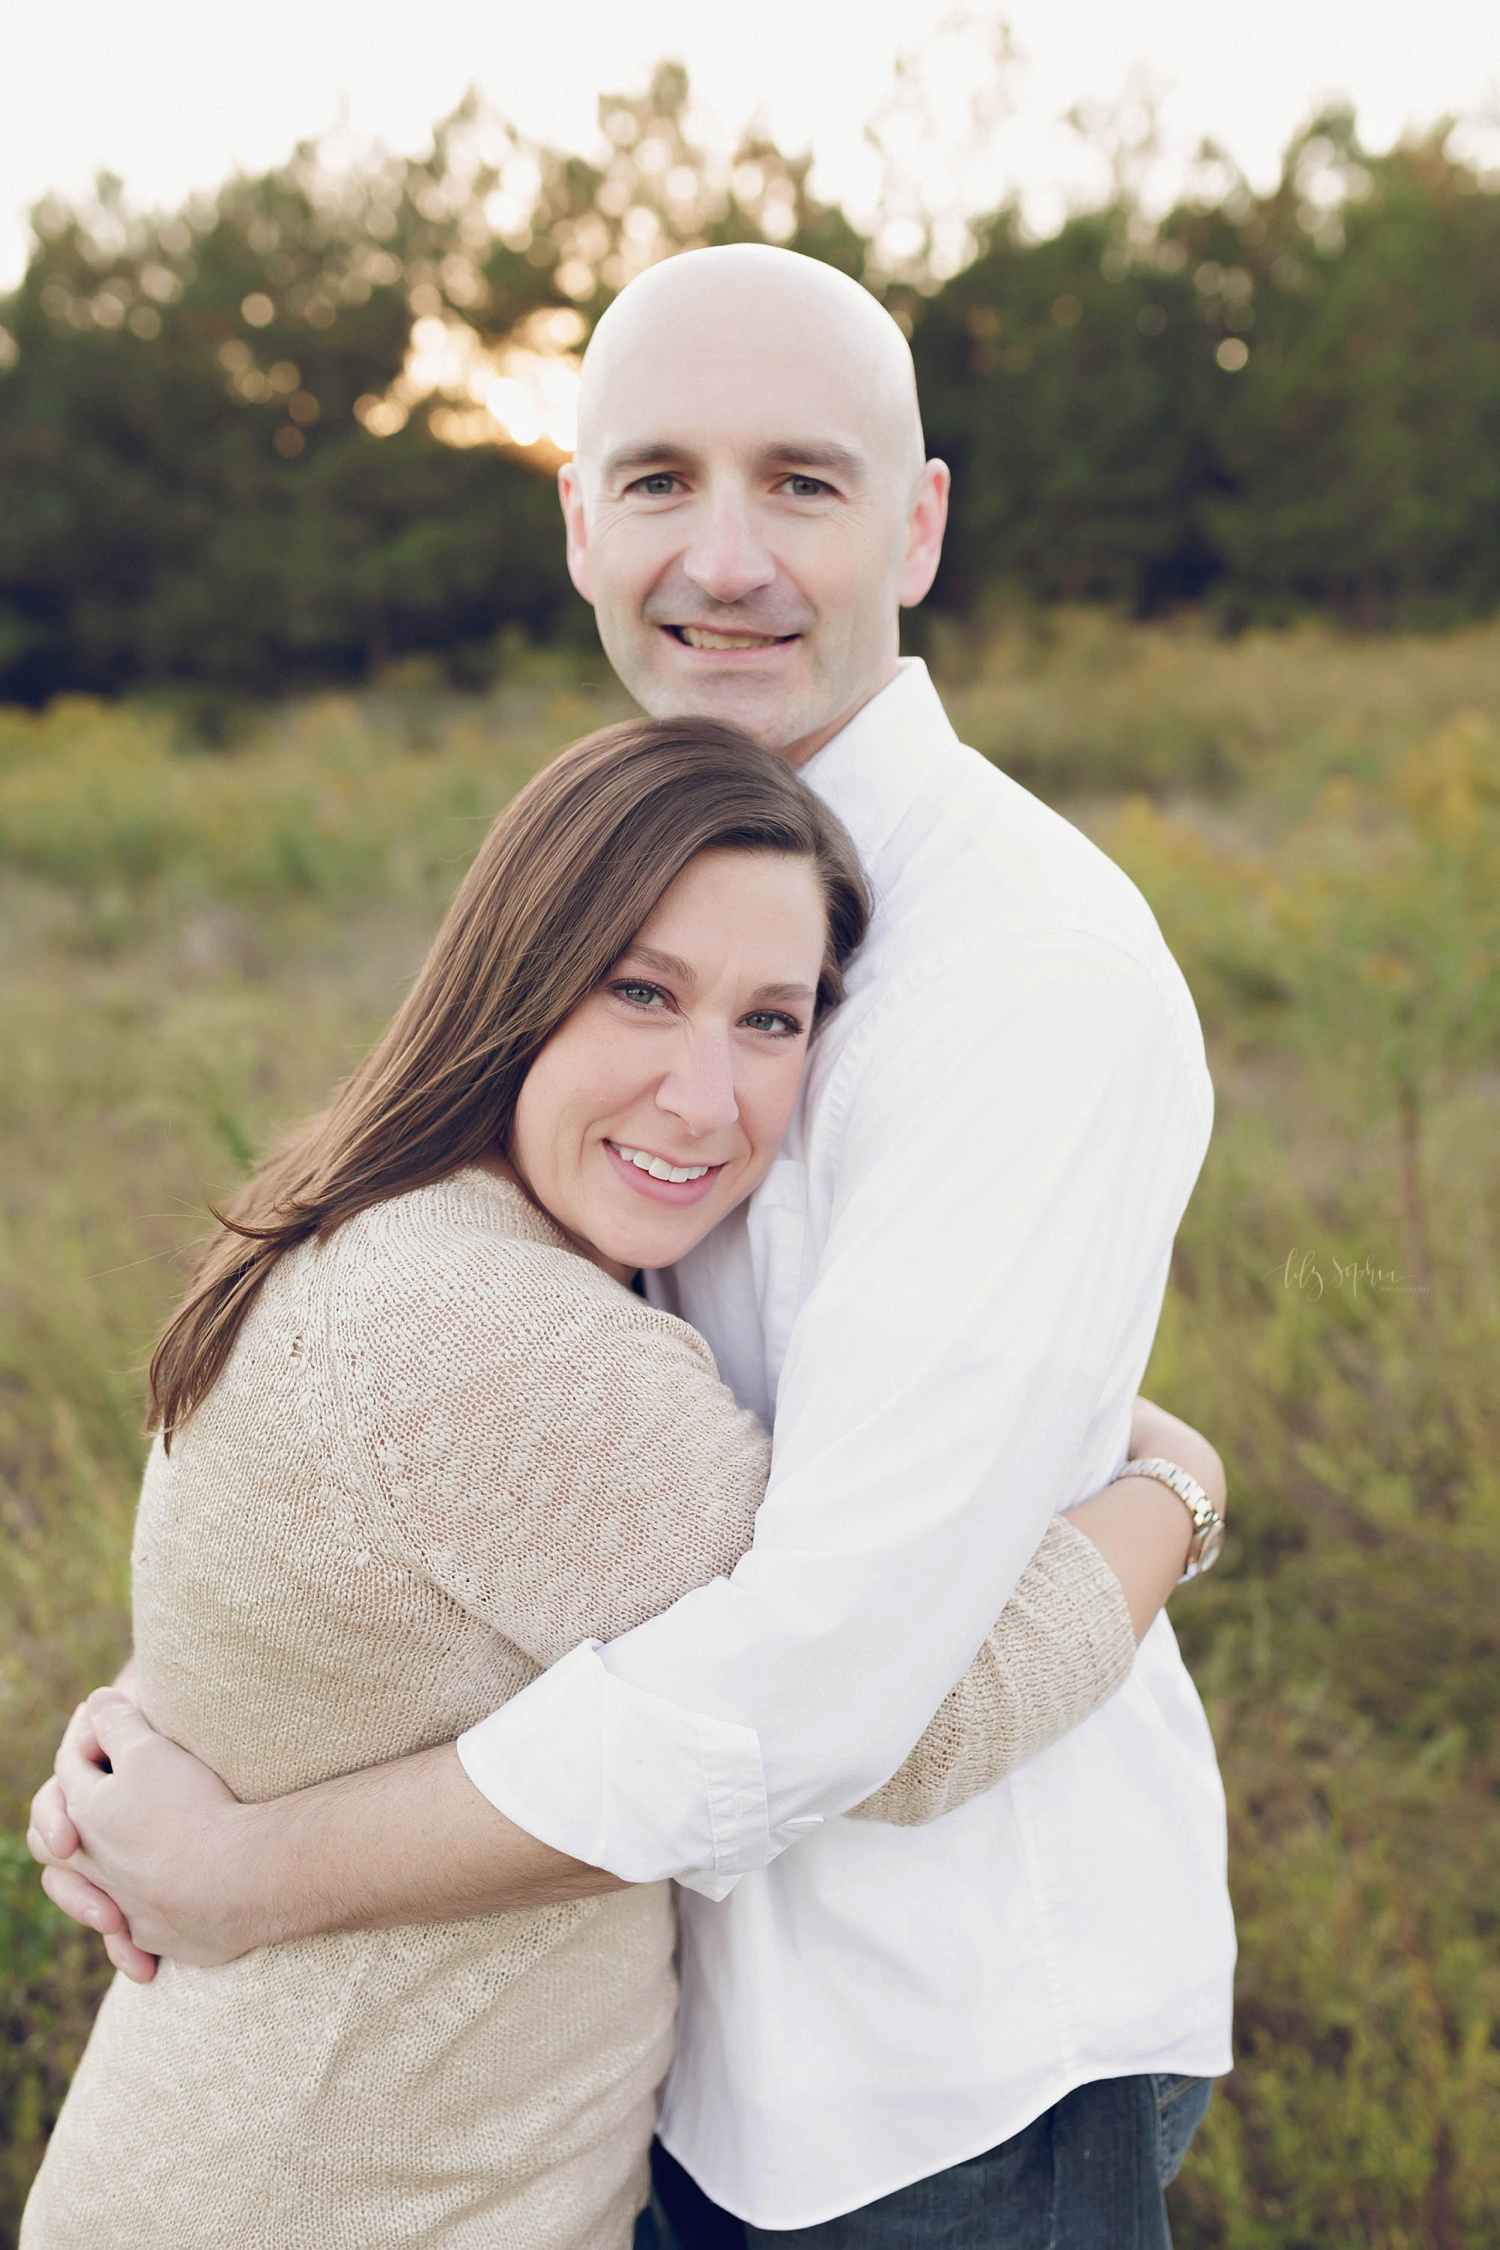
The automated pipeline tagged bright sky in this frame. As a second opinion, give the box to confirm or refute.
[3,0,1498,289]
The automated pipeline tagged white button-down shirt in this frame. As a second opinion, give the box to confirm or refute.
[459,660,1235,2228]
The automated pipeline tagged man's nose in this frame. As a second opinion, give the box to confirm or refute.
[657,1030,740,1139]
[680,491,777,608]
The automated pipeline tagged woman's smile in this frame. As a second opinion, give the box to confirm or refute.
[510,845,828,1275]
[601,1137,727,1204]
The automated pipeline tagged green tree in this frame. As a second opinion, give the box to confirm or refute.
[0,156,581,700]
[1204,115,1500,622]
[908,111,1500,626]
[909,206,1224,613]
[0,67,867,704]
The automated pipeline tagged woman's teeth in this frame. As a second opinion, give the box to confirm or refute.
[611,1143,712,1184]
[677,626,782,650]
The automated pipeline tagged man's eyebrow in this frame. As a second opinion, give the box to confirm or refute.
[760,441,866,481]
[602,442,700,480]
[601,439,868,483]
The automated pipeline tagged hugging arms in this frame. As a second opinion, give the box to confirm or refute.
[35,1390,1222,1976]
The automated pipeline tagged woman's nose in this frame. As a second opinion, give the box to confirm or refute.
[657,1032,740,1138]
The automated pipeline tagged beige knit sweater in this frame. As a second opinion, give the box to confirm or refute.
[24,1169,1134,2250]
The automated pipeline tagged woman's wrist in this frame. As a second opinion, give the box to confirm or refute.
[1065,1479,1196,1638]
[1127,1398,1227,1514]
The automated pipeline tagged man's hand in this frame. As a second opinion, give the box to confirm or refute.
[30,1688,624,1965]
[28,1690,253,1975]
[29,1700,157,1983]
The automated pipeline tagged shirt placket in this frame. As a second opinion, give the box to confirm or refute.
[746,1151,809,1415]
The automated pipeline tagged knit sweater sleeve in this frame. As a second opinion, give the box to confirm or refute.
[333,1197,1135,1802]
[847,1515,1137,1826]
[332,1221,773,1668]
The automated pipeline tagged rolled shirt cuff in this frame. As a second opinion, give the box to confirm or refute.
[456,1640,815,1896]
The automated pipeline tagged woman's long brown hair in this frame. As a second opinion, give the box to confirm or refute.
[148,717,868,1448]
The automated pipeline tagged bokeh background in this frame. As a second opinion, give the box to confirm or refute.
[2,7,1498,2244]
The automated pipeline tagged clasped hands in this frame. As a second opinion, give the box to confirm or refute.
[27,1679,252,1984]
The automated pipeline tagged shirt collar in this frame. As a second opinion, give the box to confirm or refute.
[797,658,959,876]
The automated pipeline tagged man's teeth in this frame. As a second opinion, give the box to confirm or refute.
[612,1144,712,1184]
[678,626,781,651]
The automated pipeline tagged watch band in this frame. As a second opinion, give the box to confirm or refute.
[1113,1455,1226,1581]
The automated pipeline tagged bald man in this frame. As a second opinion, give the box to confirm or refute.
[32,248,1233,2246]
[560,244,940,766]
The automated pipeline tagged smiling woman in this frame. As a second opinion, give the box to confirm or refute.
[507,846,830,1272]
[146,715,868,1444]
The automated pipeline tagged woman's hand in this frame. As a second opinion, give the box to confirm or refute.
[1128,1395,1226,1515]
[27,1690,259,1975]
[1064,1396,1227,1640]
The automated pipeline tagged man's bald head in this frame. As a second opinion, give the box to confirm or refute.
[576,244,926,491]
[557,245,949,763]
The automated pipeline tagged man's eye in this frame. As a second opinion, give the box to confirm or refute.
[633,473,680,496]
[783,476,829,498]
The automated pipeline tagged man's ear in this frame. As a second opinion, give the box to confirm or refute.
[557,462,594,604]
[897,459,951,609]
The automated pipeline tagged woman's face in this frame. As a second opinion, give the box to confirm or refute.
[509,847,827,1276]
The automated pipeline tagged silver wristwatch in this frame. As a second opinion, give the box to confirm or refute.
[1113,1457,1225,1580]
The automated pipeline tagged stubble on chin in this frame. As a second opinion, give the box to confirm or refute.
[611,638,822,756]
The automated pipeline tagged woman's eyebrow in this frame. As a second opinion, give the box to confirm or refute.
[620,943,696,983]
[750,982,816,1005]
[617,952,814,1007]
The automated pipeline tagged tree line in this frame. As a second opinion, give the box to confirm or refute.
[2,64,1499,703]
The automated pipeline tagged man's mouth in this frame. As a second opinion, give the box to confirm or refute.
[668,625,796,652]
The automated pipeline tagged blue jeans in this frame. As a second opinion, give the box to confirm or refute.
[637,2074,1212,2250]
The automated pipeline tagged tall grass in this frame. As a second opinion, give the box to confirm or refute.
[1,620,1497,2245]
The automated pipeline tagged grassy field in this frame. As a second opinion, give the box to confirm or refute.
[2,618,1498,2245]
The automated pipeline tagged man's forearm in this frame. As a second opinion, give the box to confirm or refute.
[43,1696,627,1968]
[231,1744,624,1950]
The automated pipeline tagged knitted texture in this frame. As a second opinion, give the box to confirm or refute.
[24,1169,1133,2249]
[849,1516,1136,1825]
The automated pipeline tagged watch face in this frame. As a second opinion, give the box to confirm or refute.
[1196,1517,1226,1574]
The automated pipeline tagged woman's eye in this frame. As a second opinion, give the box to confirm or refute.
[614,981,667,1009]
[741,1010,802,1036]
